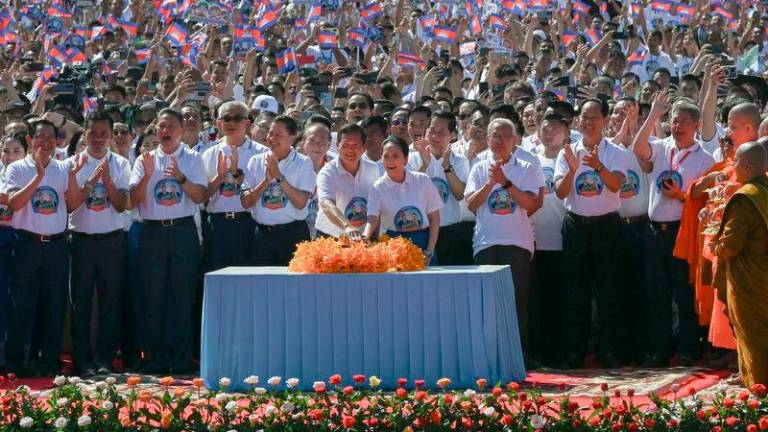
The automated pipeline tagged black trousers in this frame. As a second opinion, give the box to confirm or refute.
[140,219,200,371]
[0,226,15,367]
[436,221,475,265]
[253,220,310,266]
[530,250,563,364]
[207,213,257,271]
[70,231,125,368]
[6,232,69,372]
[617,217,649,362]
[644,221,700,358]
[561,211,622,358]
[474,245,532,355]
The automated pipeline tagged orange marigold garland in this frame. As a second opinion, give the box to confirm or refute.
[288,235,426,273]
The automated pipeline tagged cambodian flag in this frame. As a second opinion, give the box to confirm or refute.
[308,3,322,21]
[712,5,733,21]
[48,44,68,66]
[561,29,577,46]
[257,9,279,31]
[176,0,193,16]
[349,28,366,47]
[573,0,591,16]
[297,54,316,69]
[432,25,457,43]
[397,52,425,69]
[109,17,139,37]
[650,0,671,13]
[676,4,695,17]
[27,68,57,101]
[599,1,607,15]
[585,27,602,45]
[360,2,383,21]
[529,0,548,11]
[502,0,525,15]
[419,15,435,34]
[295,17,307,29]
[165,22,188,46]
[470,15,481,35]
[47,4,72,19]
[276,48,297,74]
[134,48,150,64]
[318,30,337,49]
[234,25,260,40]
[627,48,647,66]
[66,47,86,63]
[83,96,98,117]
[489,14,506,32]
[630,2,642,16]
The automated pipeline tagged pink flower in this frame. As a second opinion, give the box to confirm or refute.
[328,374,342,386]
[414,379,425,389]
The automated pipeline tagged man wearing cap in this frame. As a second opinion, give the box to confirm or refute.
[202,101,268,270]
[129,108,207,374]
[252,95,280,116]
[3,120,71,377]
[66,112,131,376]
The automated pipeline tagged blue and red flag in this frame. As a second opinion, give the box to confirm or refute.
[234,25,261,40]
[109,16,139,37]
[47,4,72,19]
[470,15,481,35]
[489,14,506,32]
[585,27,602,45]
[573,0,591,16]
[712,5,733,21]
[276,48,297,74]
[257,9,279,31]
[349,28,366,47]
[650,0,671,13]
[134,48,151,64]
[397,52,425,69]
[48,44,68,66]
[177,0,193,16]
[66,47,86,63]
[294,17,307,29]
[432,25,457,43]
[502,0,525,15]
[561,29,577,46]
[297,54,316,69]
[83,96,98,118]
[164,22,188,46]
[318,30,338,49]
[360,2,383,21]
[676,4,695,17]
[28,68,57,100]
[308,3,322,21]
[528,0,548,11]
[419,15,435,34]
[630,2,642,16]
[627,48,647,66]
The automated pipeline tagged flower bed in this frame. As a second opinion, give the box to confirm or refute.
[0,374,766,431]
[288,235,425,273]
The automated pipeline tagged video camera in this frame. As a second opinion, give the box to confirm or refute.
[48,65,93,109]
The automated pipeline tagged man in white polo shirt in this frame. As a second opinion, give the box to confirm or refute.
[633,93,715,367]
[129,108,207,375]
[316,124,380,239]
[202,101,268,270]
[66,112,131,377]
[3,120,70,377]
[554,98,628,369]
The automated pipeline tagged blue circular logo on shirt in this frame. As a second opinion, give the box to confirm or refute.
[575,171,604,197]
[154,178,183,207]
[620,169,640,199]
[0,204,12,222]
[218,173,239,197]
[394,206,424,232]
[344,197,368,228]
[656,170,683,192]
[86,184,109,212]
[542,166,555,194]
[261,181,287,210]
[487,187,516,215]
[432,177,450,203]
[31,186,59,215]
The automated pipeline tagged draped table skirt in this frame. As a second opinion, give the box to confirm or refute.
[201,266,525,391]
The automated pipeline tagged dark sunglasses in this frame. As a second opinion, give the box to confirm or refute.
[391,119,407,126]
[347,103,369,110]
[220,115,247,123]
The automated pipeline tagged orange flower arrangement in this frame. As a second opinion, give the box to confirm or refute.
[288,235,426,273]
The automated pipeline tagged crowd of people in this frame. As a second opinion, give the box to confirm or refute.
[0,0,767,385]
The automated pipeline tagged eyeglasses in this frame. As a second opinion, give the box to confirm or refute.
[391,119,407,126]
[220,115,247,123]
[347,103,369,110]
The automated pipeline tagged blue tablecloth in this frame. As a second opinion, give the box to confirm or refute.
[201,266,525,391]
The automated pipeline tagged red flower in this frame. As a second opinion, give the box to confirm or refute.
[602,408,612,418]
[723,397,735,408]
[688,387,697,396]
[461,417,474,429]
[589,417,601,427]
[696,410,707,419]
[309,409,324,421]
[611,423,622,432]
[558,382,567,391]
[615,404,627,415]
[342,386,354,396]
[760,416,768,430]
[518,392,527,401]
[571,420,582,428]
[367,418,379,427]
[749,399,761,410]
[315,384,327,394]
[752,384,767,397]
[627,388,635,397]
[507,382,520,391]
[668,418,678,428]
[328,374,342,386]
[476,378,487,390]
[6,373,15,381]
[739,390,751,401]
[352,374,365,384]
[627,422,639,432]
[430,410,442,425]
[414,379,425,389]
[713,427,722,432]
[397,378,408,388]
[601,383,609,392]
[501,414,513,425]
[415,391,427,401]
[749,425,759,432]
[569,401,580,412]
[592,401,603,409]
[396,388,408,399]
[492,387,503,397]
[412,418,425,429]
[342,415,355,429]
[614,389,621,398]
[645,418,656,429]
[726,416,740,427]
[443,394,453,404]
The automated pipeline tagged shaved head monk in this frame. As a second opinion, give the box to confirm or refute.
[711,142,768,387]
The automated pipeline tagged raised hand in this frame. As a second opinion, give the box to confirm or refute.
[489,160,508,186]
[70,154,87,176]
[33,147,49,178]
[563,144,579,173]
[141,152,154,179]
[217,150,229,177]
[649,91,670,120]
[582,144,602,170]
[100,159,111,184]
[163,157,184,181]
[415,139,431,166]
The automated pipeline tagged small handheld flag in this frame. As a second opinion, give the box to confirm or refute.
[276,48,298,74]
[318,30,338,49]
[432,25,458,43]
[164,22,188,46]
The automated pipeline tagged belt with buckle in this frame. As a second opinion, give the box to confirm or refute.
[71,229,123,239]
[257,220,307,234]
[651,220,680,232]
[567,211,618,224]
[144,215,195,228]
[213,211,251,220]
[18,229,66,243]
[621,214,649,225]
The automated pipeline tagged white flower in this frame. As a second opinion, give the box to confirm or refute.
[77,415,92,427]
[254,387,267,395]
[54,417,68,429]
[286,378,300,388]
[281,402,295,414]
[56,397,68,407]
[463,389,476,397]
[103,401,114,410]
[225,400,238,412]
[68,376,82,385]
[29,391,41,399]
[313,381,326,391]
[219,377,231,388]
[16,385,30,393]
[684,399,698,409]
[105,377,116,385]
[244,375,259,386]
[530,415,545,429]
[19,417,33,428]
[95,381,107,391]
[710,416,720,424]
[53,376,67,386]
[215,393,229,403]
[644,406,658,414]
[483,407,496,417]
[264,404,278,416]
[267,376,281,386]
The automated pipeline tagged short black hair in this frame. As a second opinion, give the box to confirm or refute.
[431,110,457,133]
[103,85,126,98]
[338,123,367,144]
[273,115,299,136]
[31,119,59,138]
[410,105,432,118]
[85,111,115,131]
[307,114,332,129]
[158,108,184,125]
[578,98,609,118]
[382,135,409,158]
[361,115,388,136]
[347,92,374,110]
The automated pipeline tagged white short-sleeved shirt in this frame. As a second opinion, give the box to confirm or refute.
[361,153,385,176]
[3,156,70,235]
[367,170,444,233]
[465,154,540,255]
[201,139,269,214]
[407,150,470,226]
[532,154,566,251]
[68,150,132,234]
[241,148,316,225]
[616,143,650,218]
[647,138,715,222]
[315,157,381,237]
[554,138,628,217]
[0,166,13,226]
[128,144,207,221]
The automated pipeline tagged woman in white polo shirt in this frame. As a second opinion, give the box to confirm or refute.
[241,116,316,265]
[363,136,444,265]
[465,118,540,357]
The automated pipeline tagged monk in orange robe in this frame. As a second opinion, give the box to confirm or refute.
[710,142,768,386]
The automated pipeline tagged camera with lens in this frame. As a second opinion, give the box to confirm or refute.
[48,65,93,109]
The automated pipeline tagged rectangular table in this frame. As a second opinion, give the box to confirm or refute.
[201,266,525,391]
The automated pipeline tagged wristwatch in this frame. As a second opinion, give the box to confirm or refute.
[595,163,604,173]
[276,174,286,182]
[178,174,188,185]
[444,165,453,173]
[502,180,513,189]
[233,169,244,180]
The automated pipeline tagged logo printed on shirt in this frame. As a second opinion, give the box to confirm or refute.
[344,197,368,228]
[218,173,239,197]
[0,204,12,222]
[655,170,683,192]
[31,186,59,215]
[431,177,450,203]
[307,195,318,226]
[487,187,516,215]
[574,170,604,197]
[394,205,424,232]
[542,166,555,194]
[620,169,640,199]
[261,181,288,210]
[86,184,109,211]
[645,59,660,76]
[154,178,183,207]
